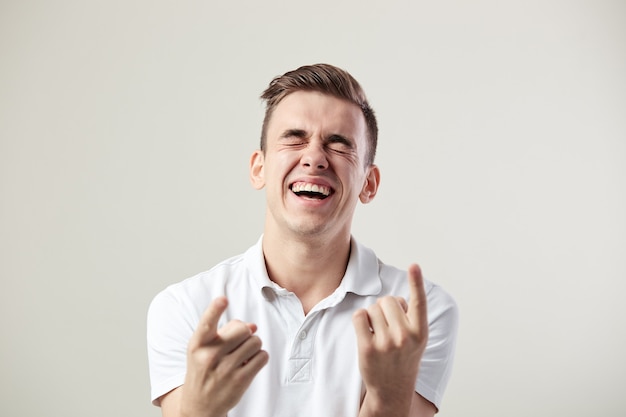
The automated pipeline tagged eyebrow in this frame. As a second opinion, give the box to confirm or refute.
[280,129,308,139]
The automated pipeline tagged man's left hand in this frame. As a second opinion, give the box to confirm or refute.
[352,263,429,416]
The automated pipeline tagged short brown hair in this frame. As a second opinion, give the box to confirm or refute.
[260,64,378,166]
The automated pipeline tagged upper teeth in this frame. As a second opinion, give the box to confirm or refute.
[292,182,331,196]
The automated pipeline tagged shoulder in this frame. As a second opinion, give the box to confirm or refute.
[178,252,248,294]
[148,252,248,319]
[376,259,458,324]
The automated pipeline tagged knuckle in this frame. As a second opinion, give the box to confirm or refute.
[191,347,220,369]
[409,330,428,352]
[233,368,253,385]
[352,308,367,322]
[377,295,394,306]
[250,335,263,349]
[395,329,411,345]
[231,320,248,333]
[411,324,428,341]
[219,319,250,338]
[224,319,243,329]
[360,343,376,358]
[367,303,380,314]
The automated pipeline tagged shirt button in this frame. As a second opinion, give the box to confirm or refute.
[299,330,307,340]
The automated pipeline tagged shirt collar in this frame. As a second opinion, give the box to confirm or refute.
[245,235,383,298]
[245,235,275,295]
[339,236,382,296]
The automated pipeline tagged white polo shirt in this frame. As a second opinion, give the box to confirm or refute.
[147,237,458,416]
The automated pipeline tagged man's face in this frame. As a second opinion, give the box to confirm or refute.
[250,90,379,239]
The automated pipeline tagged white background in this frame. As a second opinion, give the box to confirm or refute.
[1,1,624,416]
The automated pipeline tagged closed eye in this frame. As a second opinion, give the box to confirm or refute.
[327,134,354,153]
[280,129,309,146]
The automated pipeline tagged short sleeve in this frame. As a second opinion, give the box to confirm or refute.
[147,288,196,405]
[415,284,459,410]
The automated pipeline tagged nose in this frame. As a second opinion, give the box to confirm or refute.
[301,142,328,170]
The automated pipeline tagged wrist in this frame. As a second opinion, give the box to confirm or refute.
[180,403,227,417]
[358,388,413,417]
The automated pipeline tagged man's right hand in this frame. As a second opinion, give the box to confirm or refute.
[176,296,269,417]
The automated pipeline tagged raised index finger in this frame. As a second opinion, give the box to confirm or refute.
[189,296,228,349]
[407,264,428,330]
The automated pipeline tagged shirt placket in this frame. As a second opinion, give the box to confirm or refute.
[275,292,323,384]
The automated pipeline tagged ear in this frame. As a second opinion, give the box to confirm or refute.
[249,150,266,190]
[359,164,380,203]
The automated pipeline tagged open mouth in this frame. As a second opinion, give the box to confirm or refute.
[290,181,332,200]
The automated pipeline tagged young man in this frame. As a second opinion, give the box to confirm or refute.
[147,64,458,417]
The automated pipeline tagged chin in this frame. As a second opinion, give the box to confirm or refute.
[286,219,332,237]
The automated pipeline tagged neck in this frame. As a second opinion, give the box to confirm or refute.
[262,230,351,315]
